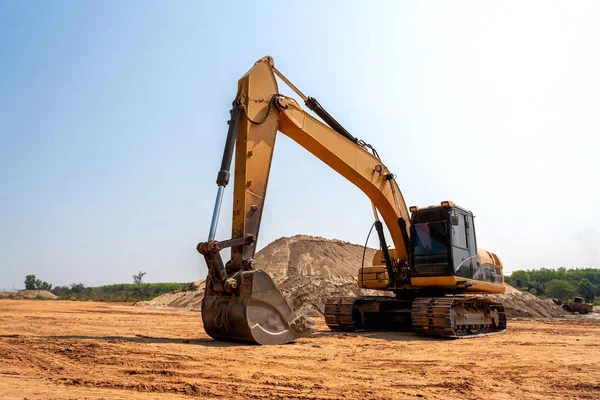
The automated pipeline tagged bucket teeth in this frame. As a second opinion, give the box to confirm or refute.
[290,314,315,335]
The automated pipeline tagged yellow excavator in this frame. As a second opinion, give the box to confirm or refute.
[197,56,506,345]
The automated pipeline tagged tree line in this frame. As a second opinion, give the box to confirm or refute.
[51,282,187,302]
[23,273,187,302]
[505,267,600,302]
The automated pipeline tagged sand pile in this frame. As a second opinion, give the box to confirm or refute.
[140,235,567,318]
[253,235,382,316]
[136,280,205,309]
[0,290,58,300]
[486,285,568,318]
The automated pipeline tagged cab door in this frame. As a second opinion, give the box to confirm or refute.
[451,209,475,278]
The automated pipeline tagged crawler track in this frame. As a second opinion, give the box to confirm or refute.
[325,296,506,338]
[324,297,359,331]
[325,296,413,331]
[412,296,506,338]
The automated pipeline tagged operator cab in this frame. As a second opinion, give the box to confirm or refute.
[408,201,501,284]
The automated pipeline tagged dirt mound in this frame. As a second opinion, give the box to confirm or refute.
[486,285,568,318]
[140,234,567,319]
[136,280,205,309]
[0,290,57,300]
[253,235,382,316]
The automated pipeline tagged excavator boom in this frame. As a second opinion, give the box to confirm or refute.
[228,56,410,268]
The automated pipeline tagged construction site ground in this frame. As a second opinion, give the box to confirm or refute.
[1,300,599,400]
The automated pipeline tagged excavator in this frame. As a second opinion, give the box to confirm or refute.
[197,56,506,345]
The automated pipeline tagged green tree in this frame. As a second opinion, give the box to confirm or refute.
[24,275,52,291]
[70,283,86,294]
[52,286,70,297]
[545,279,576,299]
[507,270,528,287]
[577,278,596,302]
[507,268,600,299]
[24,275,37,290]
[133,271,146,285]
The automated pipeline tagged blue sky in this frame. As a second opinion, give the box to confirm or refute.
[1,1,599,289]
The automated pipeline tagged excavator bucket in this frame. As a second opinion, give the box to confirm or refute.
[201,269,313,345]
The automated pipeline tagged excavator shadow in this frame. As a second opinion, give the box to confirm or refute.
[3,332,440,345]
[3,334,249,347]
[308,329,439,342]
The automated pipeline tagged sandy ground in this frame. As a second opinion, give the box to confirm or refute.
[1,300,599,400]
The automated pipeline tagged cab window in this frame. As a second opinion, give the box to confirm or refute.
[414,221,448,255]
[452,213,469,249]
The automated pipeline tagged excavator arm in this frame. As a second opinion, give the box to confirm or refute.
[198,56,411,344]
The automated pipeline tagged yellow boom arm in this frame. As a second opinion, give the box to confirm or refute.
[228,56,410,270]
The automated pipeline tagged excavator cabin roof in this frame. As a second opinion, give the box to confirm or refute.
[409,201,473,217]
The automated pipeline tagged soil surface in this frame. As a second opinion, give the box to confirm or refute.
[1,299,599,400]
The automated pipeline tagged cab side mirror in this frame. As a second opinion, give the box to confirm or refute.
[451,215,459,226]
